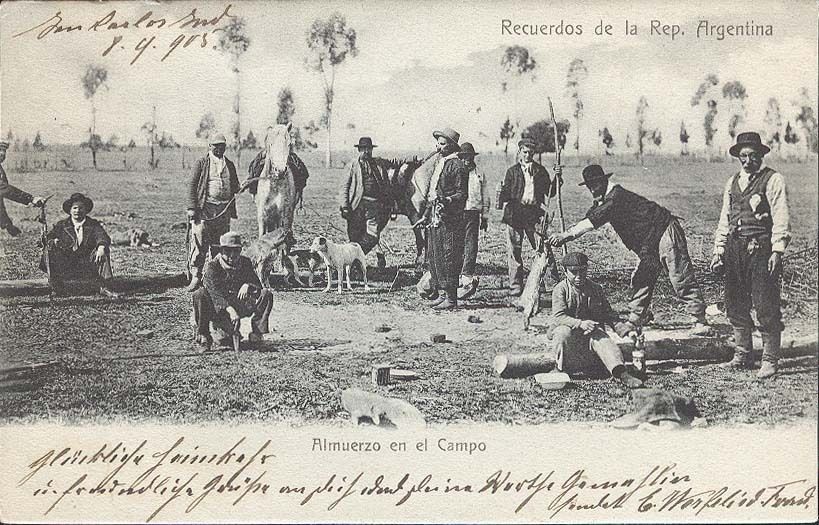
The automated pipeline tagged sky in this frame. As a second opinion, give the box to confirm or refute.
[0,0,816,153]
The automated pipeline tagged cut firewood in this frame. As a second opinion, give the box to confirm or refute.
[340,388,425,429]
[493,353,556,379]
[389,369,420,381]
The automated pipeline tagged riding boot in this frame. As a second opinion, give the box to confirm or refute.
[757,331,781,379]
[720,326,754,369]
[432,286,458,310]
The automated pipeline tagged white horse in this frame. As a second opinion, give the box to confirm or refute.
[255,123,298,241]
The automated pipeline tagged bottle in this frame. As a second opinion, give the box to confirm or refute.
[631,332,646,373]
[495,181,503,210]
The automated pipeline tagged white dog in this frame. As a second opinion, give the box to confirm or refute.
[310,236,369,293]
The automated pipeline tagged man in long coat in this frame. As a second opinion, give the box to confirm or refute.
[0,139,45,236]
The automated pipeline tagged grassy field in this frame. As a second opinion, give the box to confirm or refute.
[0,150,816,426]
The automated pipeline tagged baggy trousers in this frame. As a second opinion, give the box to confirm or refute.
[724,233,783,334]
[42,246,114,284]
[346,199,388,255]
[552,325,624,376]
[628,218,706,323]
[189,202,231,277]
[427,217,465,291]
[461,210,481,277]
[506,224,537,290]
[192,287,274,337]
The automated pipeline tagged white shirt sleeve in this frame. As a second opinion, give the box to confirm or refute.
[712,176,733,256]
[766,171,791,253]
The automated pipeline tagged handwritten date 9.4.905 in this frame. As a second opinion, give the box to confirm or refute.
[12,4,236,65]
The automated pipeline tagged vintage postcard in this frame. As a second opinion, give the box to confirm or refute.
[0,0,816,522]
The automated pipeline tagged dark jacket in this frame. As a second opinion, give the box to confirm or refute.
[0,164,33,231]
[188,155,240,219]
[430,156,468,222]
[45,216,111,257]
[498,162,556,229]
[202,255,262,314]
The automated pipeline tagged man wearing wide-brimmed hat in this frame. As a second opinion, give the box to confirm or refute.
[497,136,561,296]
[551,251,643,388]
[456,142,490,300]
[711,131,791,379]
[192,231,274,352]
[0,138,46,236]
[549,164,711,337]
[186,133,240,292]
[40,192,118,297]
[340,136,420,268]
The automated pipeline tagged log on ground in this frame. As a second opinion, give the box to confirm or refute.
[0,272,187,297]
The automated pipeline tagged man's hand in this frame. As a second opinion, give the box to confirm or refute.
[340,206,350,220]
[238,283,251,302]
[31,196,46,207]
[186,209,198,221]
[710,254,724,275]
[553,164,563,182]
[480,218,488,231]
[94,245,106,264]
[226,306,240,328]
[579,319,598,334]
[768,252,782,276]
[548,232,567,247]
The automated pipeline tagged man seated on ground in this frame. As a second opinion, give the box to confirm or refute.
[40,192,119,297]
[551,251,643,388]
[192,231,274,351]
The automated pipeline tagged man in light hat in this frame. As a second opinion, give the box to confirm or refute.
[423,127,468,310]
[0,139,46,236]
[340,136,420,268]
[457,142,490,300]
[711,131,791,379]
[549,164,712,336]
[497,136,561,296]
[41,192,118,297]
[551,251,643,388]
[186,134,240,291]
[192,231,274,352]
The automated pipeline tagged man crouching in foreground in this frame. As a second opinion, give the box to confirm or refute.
[192,232,274,352]
[551,252,644,388]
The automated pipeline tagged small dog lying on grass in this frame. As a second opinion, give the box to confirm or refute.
[110,228,154,247]
[310,236,369,293]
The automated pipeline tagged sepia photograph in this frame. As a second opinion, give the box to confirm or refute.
[0,0,816,522]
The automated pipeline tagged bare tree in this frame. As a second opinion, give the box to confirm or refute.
[276,87,297,125]
[691,74,720,152]
[305,13,358,168]
[81,64,109,169]
[763,98,783,153]
[722,81,748,141]
[196,112,217,141]
[499,46,537,159]
[141,105,159,169]
[793,87,818,153]
[218,16,251,166]
[635,96,649,162]
[600,127,614,155]
[499,117,516,160]
[565,58,588,154]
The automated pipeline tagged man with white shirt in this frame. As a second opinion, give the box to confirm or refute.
[41,193,118,297]
[186,134,240,291]
[497,137,561,296]
[711,132,791,379]
[549,164,711,336]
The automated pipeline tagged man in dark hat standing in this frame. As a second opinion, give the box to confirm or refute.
[192,231,274,352]
[41,193,118,297]
[340,136,419,268]
[457,142,490,300]
[423,127,468,310]
[0,138,46,236]
[497,137,561,296]
[712,132,791,379]
[551,251,643,388]
[549,164,711,336]
[186,133,240,292]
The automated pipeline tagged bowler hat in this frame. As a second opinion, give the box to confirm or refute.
[729,131,770,157]
[518,137,537,149]
[561,251,589,269]
[354,137,378,149]
[219,231,243,249]
[62,193,94,214]
[578,164,613,186]
[458,142,478,158]
[209,133,227,145]
[611,389,701,429]
[0,139,9,151]
[433,127,461,147]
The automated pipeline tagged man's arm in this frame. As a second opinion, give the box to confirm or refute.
[0,166,33,205]
[766,172,791,254]
[712,176,733,256]
[479,171,490,217]
[550,218,595,246]
[498,167,513,206]
[203,264,233,314]
[187,158,203,218]
[551,284,582,329]
[91,220,111,249]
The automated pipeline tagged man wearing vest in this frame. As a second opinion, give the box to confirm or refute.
[340,136,419,268]
[186,134,240,292]
[711,132,791,379]
[549,164,712,336]
[497,137,561,296]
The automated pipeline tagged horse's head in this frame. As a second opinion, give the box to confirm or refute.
[263,123,293,177]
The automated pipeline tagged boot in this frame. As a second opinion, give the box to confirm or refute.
[186,272,202,292]
[432,287,458,310]
[376,253,387,269]
[757,332,781,379]
[720,327,754,369]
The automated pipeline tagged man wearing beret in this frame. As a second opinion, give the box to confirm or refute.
[0,139,46,236]
[192,231,274,352]
[340,136,419,269]
[711,132,791,379]
[497,137,561,296]
[424,127,468,310]
[549,164,711,336]
[551,251,643,388]
[41,193,118,297]
[186,134,240,292]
